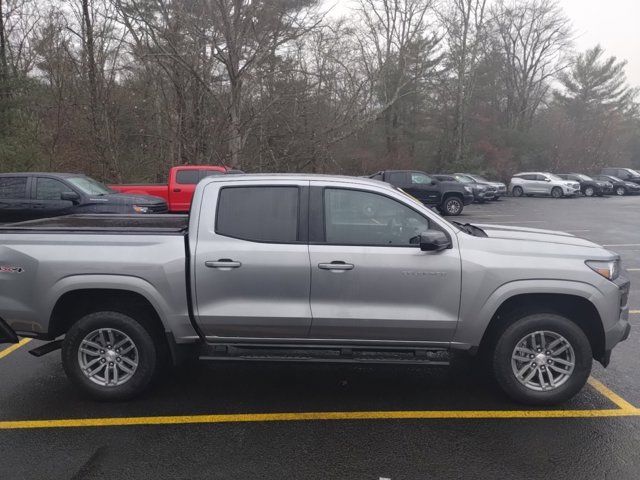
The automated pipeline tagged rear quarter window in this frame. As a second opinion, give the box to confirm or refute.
[216,186,299,243]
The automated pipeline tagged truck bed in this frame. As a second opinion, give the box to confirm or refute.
[0,214,189,234]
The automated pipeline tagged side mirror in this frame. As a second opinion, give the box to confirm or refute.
[544,178,551,182]
[61,191,80,204]
[412,230,451,251]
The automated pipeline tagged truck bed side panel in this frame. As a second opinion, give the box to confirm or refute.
[0,233,196,341]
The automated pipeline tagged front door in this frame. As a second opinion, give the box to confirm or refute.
[33,177,77,218]
[400,172,441,206]
[308,184,461,342]
[193,180,312,339]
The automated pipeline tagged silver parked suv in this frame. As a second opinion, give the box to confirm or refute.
[510,172,580,198]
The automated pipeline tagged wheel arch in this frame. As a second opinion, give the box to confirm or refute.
[477,292,605,364]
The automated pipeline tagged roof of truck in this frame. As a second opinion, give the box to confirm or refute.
[200,173,393,189]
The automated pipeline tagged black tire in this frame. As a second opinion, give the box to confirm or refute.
[584,186,595,197]
[492,313,592,405]
[551,187,563,198]
[616,186,626,196]
[62,311,160,401]
[512,186,523,197]
[442,196,463,216]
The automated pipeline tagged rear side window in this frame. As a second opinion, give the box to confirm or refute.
[216,186,299,243]
[0,177,27,199]
[36,178,74,200]
[387,172,407,185]
[176,170,200,185]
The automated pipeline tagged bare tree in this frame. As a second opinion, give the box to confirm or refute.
[439,0,488,163]
[492,0,572,130]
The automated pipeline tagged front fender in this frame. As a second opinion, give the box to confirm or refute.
[453,279,606,348]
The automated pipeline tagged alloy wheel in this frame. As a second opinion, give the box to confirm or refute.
[511,330,575,392]
[77,328,139,387]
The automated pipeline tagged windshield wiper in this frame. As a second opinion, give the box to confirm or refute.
[453,221,488,237]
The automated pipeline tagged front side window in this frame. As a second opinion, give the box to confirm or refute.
[454,174,474,184]
[0,177,27,199]
[216,186,299,243]
[324,188,430,246]
[411,173,432,184]
[36,178,75,200]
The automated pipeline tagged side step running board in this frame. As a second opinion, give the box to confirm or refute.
[199,345,450,366]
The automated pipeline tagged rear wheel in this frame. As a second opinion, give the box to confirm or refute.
[442,196,463,216]
[492,313,592,405]
[616,186,626,196]
[551,187,563,198]
[512,186,523,197]
[62,311,161,401]
[584,186,595,197]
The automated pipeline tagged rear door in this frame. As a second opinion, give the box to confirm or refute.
[193,180,312,338]
[32,177,77,218]
[307,182,461,342]
[0,176,32,222]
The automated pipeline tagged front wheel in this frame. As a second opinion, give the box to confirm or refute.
[616,186,626,196]
[442,196,463,216]
[584,186,595,197]
[551,187,563,198]
[492,313,592,405]
[62,311,160,401]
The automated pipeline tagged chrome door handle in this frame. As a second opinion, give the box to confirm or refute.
[318,261,354,271]
[205,259,242,269]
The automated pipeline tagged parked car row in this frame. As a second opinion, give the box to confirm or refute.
[369,170,506,216]
[509,168,640,198]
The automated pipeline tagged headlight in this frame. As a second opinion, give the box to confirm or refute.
[464,186,473,193]
[586,259,620,281]
[132,205,150,213]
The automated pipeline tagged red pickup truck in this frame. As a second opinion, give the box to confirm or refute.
[110,165,241,213]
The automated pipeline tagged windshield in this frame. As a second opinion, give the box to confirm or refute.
[470,175,488,182]
[67,176,113,195]
[453,174,474,183]
[629,169,640,177]
[545,173,564,181]
[577,174,594,181]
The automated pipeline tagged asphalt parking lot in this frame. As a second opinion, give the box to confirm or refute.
[2,195,640,480]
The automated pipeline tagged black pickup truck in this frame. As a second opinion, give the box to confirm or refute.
[0,173,168,223]
[369,170,474,215]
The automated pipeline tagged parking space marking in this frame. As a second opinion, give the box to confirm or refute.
[587,377,637,411]
[629,310,640,314]
[0,377,635,430]
[603,244,640,248]
[0,338,31,360]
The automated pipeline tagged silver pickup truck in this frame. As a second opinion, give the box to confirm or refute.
[0,174,631,404]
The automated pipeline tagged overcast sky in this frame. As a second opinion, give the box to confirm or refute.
[328,0,640,88]
[560,0,640,87]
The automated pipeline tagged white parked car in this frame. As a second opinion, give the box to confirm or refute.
[509,172,581,198]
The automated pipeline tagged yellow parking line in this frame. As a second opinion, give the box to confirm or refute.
[588,377,638,411]
[0,338,31,360]
[0,408,638,430]
[630,310,640,314]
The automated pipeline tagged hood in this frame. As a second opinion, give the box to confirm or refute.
[89,192,167,205]
[471,223,601,249]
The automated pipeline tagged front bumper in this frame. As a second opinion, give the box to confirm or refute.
[0,317,19,344]
[562,186,580,196]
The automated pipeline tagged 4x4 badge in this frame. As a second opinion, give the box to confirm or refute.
[0,266,24,274]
